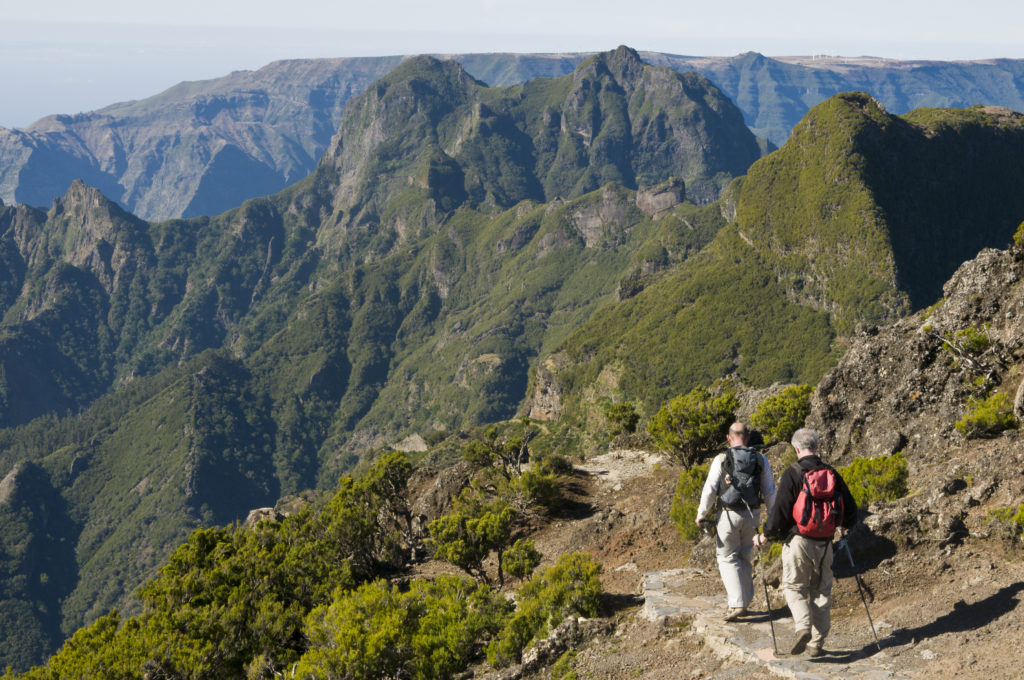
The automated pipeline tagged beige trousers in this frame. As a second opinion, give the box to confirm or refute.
[781,534,834,647]
[715,507,760,609]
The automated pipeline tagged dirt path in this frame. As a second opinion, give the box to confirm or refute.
[516,448,1024,680]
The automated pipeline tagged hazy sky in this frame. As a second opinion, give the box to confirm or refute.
[3,0,1023,128]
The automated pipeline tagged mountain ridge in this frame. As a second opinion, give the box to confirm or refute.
[4,50,1024,221]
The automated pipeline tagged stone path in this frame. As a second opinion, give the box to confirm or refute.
[641,569,909,679]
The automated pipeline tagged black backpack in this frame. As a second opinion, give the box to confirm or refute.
[718,446,763,509]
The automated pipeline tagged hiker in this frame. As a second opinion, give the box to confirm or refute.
[695,421,776,621]
[754,427,858,657]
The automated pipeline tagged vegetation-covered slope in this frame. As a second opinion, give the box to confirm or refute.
[549,94,1024,420]
[2,52,1024,667]
[0,49,748,666]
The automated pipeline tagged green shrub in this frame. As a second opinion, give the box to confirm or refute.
[955,392,1019,438]
[428,491,516,586]
[985,504,1024,545]
[1014,220,1024,246]
[750,384,814,444]
[603,401,640,436]
[514,469,563,510]
[551,650,578,680]
[648,385,739,468]
[502,538,542,582]
[487,553,603,667]
[296,575,511,680]
[778,445,798,471]
[943,323,992,357]
[837,452,909,507]
[537,453,575,476]
[669,464,709,541]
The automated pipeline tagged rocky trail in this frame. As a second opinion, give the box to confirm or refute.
[490,447,1024,680]
[641,567,903,679]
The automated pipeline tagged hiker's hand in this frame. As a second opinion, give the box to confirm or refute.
[753,533,767,548]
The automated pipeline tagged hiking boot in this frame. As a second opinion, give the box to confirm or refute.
[723,607,747,621]
[807,644,824,658]
[790,631,811,655]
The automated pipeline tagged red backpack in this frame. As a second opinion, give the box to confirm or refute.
[792,466,843,538]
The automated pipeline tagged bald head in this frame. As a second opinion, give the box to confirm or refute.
[727,422,749,447]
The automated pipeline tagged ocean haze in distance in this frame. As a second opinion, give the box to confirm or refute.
[3,0,1024,128]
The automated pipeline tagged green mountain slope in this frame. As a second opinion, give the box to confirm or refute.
[548,94,1024,419]
[0,50,747,666]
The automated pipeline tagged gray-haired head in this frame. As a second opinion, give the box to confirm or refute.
[791,428,819,455]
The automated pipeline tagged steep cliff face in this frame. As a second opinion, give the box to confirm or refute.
[735,94,1024,333]
[314,47,761,249]
[544,94,1024,421]
[808,243,1024,463]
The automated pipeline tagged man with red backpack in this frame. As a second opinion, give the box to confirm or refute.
[754,428,857,657]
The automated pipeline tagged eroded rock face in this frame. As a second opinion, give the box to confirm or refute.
[808,245,1024,465]
[408,461,474,524]
[528,355,567,421]
[635,178,685,217]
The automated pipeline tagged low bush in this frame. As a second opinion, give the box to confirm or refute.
[669,464,709,541]
[487,553,603,667]
[750,384,814,444]
[603,402,640,436]
[537,453,575,476]
[428,492,516,586]
[648,385,739,468]
[837,452,909,507]
[985,504,1024,545]
[296,575,511,680]
[514,469,563,510]
[551,651,578,680]
[955,392,1018,438]
[502,538,542,582]
[943,323,992,357]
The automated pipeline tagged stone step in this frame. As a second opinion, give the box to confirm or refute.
[641,569,907,679]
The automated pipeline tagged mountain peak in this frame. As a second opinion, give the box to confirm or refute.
[46,180,138,237]
[576,45,646,87]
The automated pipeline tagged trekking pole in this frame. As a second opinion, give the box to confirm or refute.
[837,536,882,654]
[756,540,779,655]
[741,497,779,656]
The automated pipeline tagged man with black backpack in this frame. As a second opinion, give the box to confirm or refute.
[695,422,776,621]
[755,428,858,657]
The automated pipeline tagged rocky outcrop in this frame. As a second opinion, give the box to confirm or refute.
[807,244,1024,464]
[635,178,685,217]
[528,355,568,421]
[315,47,761,243]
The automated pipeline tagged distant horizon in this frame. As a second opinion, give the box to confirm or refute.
[4,37,1022,130]
[4,0,1023,128]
